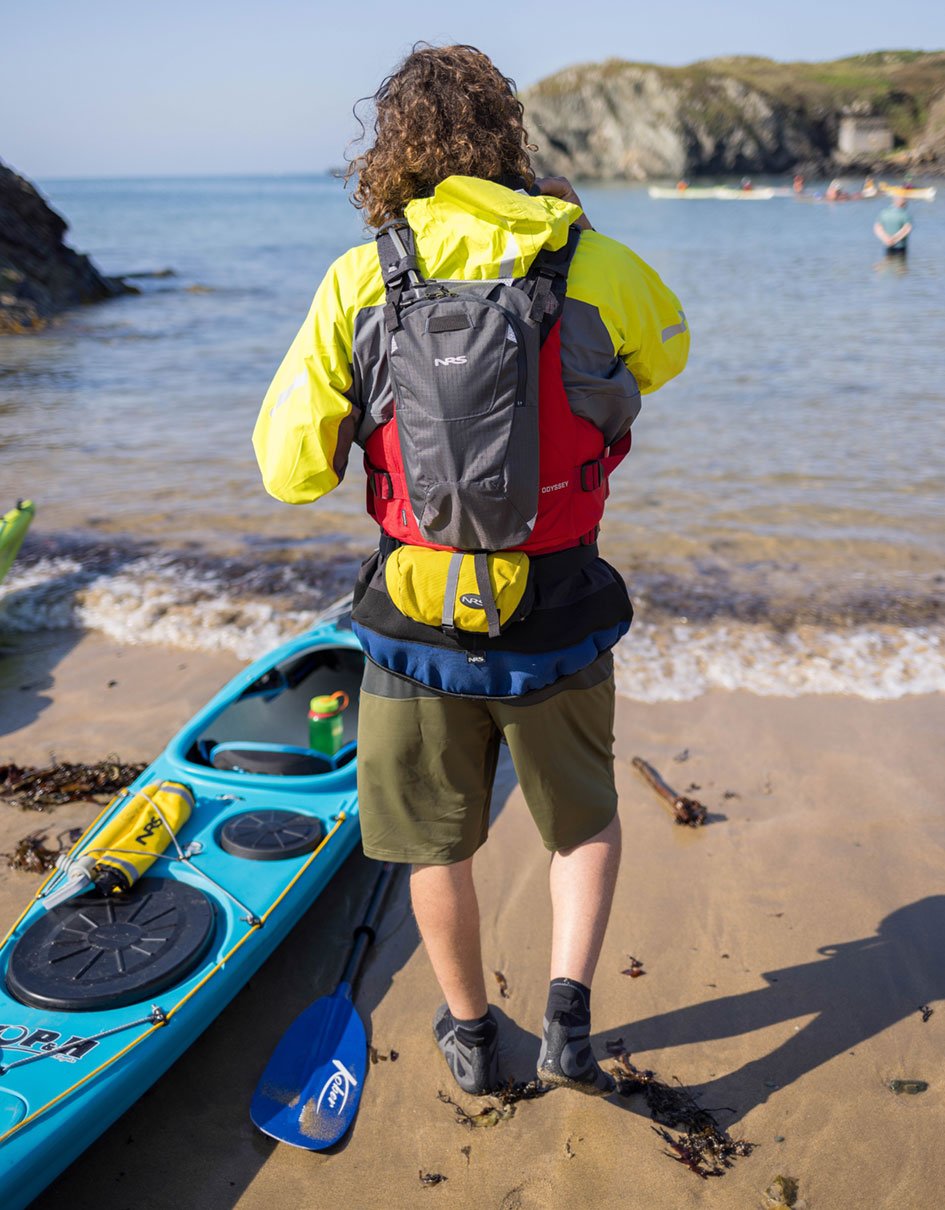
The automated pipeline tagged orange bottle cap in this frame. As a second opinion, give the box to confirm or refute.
[308,690,349,716]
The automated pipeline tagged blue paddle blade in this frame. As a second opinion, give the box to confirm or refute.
[251,983,367,1150]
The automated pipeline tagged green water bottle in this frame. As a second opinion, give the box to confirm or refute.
[308,691,349,757]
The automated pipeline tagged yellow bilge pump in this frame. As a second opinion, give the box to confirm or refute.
[43,781,194,910]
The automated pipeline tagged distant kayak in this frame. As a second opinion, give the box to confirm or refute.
[0,500,34,585]
[879,183,937,202]
[0,611,365,1209]
[648,186,776,201]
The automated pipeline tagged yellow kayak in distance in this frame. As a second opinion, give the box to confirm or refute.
[0,499,34,584]
[879,183,937,202]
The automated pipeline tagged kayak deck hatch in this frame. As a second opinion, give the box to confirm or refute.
[6,879,216,1012]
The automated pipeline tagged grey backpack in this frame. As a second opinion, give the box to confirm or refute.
[375,219,580,551]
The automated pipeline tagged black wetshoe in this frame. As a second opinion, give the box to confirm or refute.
[537,978,615,1096]
[433,1004,501,1096]
[537,1011,616,1095]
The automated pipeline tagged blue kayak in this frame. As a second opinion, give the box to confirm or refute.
[0,616,364,1209]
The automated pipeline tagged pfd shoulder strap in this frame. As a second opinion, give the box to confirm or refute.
[375,218,581,337]
[525,224,583,336]
[376,220,424,332]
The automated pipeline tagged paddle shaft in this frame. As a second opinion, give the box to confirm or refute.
[338,861,397,994]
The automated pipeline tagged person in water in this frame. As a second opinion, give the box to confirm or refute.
[874,195,913,255]
[253,44,688,1097]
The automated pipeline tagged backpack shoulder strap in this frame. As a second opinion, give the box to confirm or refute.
[375,220,423,333]
[525,224,582,331]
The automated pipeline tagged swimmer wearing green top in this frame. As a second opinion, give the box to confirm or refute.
[874,196,913,255]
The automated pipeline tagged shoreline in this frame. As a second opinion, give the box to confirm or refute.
[1,631,943,1207]
[5,528,945,701]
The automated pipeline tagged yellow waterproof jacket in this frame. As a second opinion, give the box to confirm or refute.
[253,176,689,505]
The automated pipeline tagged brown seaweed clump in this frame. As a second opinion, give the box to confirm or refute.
[608,1048,753,1178]
[0,758,146,810]
[369,1046,399,1064]
[5,827,82,873]
[437,1079,550,1129]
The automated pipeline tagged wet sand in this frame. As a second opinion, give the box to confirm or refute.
[2,631,944,1209]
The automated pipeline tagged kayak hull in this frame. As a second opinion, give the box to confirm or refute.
[879,184,936,201]
[0,622,364,1209]
[648,186,775,200]
[0,500,34,585]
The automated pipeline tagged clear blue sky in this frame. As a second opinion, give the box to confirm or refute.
[5,0,944,178]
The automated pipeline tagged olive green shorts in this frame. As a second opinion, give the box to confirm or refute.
[356,656,618,865]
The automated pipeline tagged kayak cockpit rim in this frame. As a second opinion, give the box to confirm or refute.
[165,630,364,791]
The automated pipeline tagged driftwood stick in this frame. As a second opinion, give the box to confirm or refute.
[632,757,708,827]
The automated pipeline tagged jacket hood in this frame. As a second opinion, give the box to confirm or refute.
[403,176,582,280]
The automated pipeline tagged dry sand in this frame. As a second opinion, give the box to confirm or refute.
[2,629,944,1209]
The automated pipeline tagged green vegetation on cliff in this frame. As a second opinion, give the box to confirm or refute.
[524,50,945,180]
[532,50,945,147]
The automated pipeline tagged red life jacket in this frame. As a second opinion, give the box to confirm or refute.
[363,317,631,556]
[362,219,631,556]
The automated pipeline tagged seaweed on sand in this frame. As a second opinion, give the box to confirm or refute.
[369,1046,399,1064]
[436,1079,551,1129]
[5,827,82,873]
[0,758,146,810]
[608,1050,753,1178]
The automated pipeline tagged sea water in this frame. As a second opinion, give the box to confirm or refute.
[1,175,943,701]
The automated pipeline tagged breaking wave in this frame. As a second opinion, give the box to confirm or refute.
[2,538,942,702]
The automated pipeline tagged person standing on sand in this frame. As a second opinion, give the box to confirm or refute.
[874,195,913,255]
[253,44,688,1098]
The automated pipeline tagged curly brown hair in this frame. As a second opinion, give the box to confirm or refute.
[347,44,536,228]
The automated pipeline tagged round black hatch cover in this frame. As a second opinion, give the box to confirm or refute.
[6,878,215,1012]
[219,809,324,861]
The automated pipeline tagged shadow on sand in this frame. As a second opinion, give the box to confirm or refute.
[0,533,151,741]
[600,895,945,1126]
[0,629,84,742]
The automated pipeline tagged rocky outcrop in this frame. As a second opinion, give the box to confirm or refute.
[0,160,133,333]
[909,90,945,167]
[525,66,831,179]
[523,52,945,180]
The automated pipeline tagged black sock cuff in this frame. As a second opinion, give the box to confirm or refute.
[547,977,591,1019]
[452,1010,497,1047]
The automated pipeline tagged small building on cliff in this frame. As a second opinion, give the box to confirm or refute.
[837,115,893,156]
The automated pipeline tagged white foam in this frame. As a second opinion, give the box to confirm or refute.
[613,621,945,701]
[0,555,320,661]
[3,557,944,700]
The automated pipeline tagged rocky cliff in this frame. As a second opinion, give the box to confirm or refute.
[910,91,945,166]
[0,160,133,333]
[523,51,945,179]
